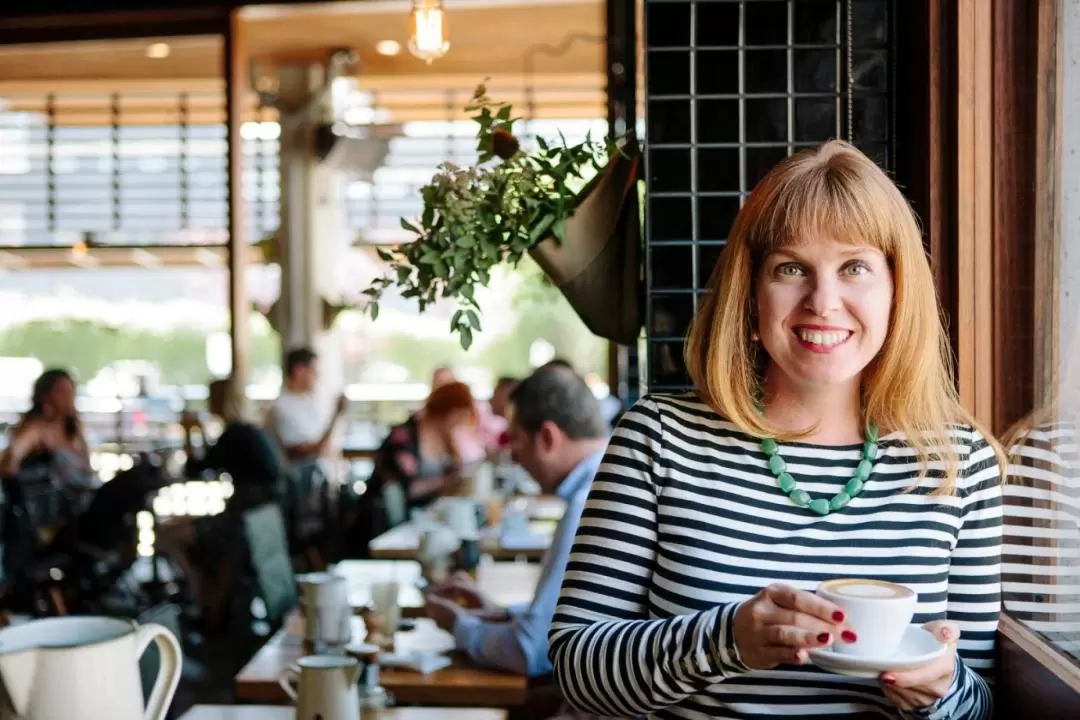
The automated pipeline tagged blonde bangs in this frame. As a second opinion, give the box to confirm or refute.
[742,150,909,270]
[686,140,1000,494]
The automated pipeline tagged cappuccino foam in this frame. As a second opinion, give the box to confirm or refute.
[822,579,912,599]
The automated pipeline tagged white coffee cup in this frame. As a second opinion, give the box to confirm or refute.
[816,578,917,658]
[370,581,402,637]
[297,572,352,647]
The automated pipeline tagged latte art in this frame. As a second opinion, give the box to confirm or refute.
[820,579,913,600]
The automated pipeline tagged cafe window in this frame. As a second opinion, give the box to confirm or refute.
[990,0,1080,706]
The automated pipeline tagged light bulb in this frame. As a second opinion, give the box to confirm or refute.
[408,0,450,64]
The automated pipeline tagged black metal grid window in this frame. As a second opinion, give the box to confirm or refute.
[644,0,893,391]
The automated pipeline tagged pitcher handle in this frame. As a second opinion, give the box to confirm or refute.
[278,664,301,702]
[134,622,182,720]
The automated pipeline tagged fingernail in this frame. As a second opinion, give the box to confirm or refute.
[842,630,858,643]
[817,632,831,644]
[941,627,952,639]
[832,611,845,622]
[882,675,896,685]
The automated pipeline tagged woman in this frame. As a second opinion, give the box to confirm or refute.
[160,377,283,628]
[369,380,479,510]
[0,369,97,492]
[549,142,1003,719]
[181,377,282,503]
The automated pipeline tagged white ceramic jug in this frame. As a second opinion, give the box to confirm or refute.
[0,616,181,720]
[278,655,361,720]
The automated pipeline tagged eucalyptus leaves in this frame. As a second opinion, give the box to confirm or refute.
[362,82,617,350]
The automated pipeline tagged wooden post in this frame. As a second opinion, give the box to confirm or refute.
[954,0,994,424]
[225,9,249,386]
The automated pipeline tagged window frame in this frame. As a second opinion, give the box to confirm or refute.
[910,0,1080,709]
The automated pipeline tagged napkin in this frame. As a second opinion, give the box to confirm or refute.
[379,650,453,674]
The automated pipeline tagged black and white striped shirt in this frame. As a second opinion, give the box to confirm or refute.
[549,393,1001,720]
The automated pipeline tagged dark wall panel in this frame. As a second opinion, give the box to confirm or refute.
[644,0,894,391]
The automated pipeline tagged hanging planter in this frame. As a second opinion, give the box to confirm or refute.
[362,82,642,349]
[527,138,641,345]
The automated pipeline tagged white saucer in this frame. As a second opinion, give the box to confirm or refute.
[809,625,947,678]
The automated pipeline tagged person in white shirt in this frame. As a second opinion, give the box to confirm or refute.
[265,347,346,467]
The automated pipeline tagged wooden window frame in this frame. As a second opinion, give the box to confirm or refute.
[899,0,1080,715]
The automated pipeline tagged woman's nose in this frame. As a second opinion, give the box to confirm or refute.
[804,275,843,317]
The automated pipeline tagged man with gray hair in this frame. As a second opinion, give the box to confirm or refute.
[424,364,609,678]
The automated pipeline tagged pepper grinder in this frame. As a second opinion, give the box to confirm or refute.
[347,642,392,719]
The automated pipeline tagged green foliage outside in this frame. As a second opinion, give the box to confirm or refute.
[0,319,282,386]
[379,261,607,382]
[0,266,607,388]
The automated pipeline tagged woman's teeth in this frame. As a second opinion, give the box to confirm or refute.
[796,329,850,347]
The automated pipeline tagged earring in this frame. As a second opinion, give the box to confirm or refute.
[751,330,760,342]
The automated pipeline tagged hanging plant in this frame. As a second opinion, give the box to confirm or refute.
[361,82,631,350]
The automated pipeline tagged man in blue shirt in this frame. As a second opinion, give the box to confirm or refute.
[423,365,609,677]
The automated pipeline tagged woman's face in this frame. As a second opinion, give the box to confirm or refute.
[754,235,893,392]
[46,377,77,417]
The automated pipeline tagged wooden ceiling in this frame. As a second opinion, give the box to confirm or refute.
[0,0,606,90]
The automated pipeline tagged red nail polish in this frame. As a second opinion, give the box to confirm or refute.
[832,611,845,622]
[882,676,896,685]
[842,630,858,643]
[817,633,830,644]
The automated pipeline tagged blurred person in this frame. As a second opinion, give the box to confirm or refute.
[264,347,347,468]
[160,376,286,629]
[423,365,609,681]
[181,377,282,501]
[0,368,97,491]
[463,376,519,460]
[431,366,457,391]
[490,376,518,420]
[367,380,479,512]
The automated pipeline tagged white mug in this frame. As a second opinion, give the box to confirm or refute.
[297,572,352,648]
[369,581,402,637]
[817,578,918,657]
[279,655,360,720]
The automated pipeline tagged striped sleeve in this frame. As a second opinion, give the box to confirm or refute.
[548,397,750,717]
[908,430,1002,720]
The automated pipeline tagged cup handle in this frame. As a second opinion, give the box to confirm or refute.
[278,664,301,703]
[134,623,182,720]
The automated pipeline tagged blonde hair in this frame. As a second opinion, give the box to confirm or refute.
[210,377,251,424]
[685,140,990,492]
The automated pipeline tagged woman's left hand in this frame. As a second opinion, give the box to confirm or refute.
[880,620,959,711]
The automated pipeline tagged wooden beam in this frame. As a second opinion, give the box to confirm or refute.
[0,8,230,45]
[1033,0,1064,414]
[0,72,603,97]
[226,9,250,387]
[0,244,263,269]
[954,0,994,423]
[989,0,1039,436]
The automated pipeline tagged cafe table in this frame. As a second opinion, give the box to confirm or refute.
[368,522,554,562]
[179,706,506,720]
[367,495,563,562]
[234,616,528,707]
[334,559,541,617]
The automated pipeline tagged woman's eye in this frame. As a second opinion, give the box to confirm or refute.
[844,261,872,276]
[775,263,804,277]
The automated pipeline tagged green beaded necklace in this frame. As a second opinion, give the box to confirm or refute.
[757,403,880,516]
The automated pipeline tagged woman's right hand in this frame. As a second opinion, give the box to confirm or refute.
[732,583,856,669]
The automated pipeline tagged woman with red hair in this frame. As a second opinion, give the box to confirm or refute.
[368,380,478,514]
